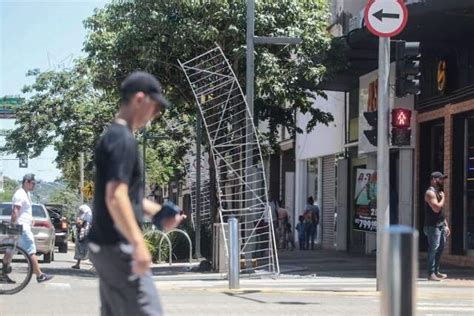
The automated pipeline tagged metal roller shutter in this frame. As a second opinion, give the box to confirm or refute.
[322,155,336,249]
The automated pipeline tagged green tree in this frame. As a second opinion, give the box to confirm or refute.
[83,0,339,145]
[0,63,114,185]
[0,177,19,202]
[48,186,81,220]
[2,0,343,187]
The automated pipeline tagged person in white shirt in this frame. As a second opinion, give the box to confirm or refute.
[8,174,53,283]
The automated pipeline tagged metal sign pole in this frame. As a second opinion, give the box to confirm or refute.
[195,113,203,259]
[376,36,391,292]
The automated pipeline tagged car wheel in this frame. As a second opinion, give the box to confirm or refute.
[59,241,68,253]
[43,250,53,263]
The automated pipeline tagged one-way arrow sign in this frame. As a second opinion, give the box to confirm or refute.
[373,9,400,22]
[365,0,408,38]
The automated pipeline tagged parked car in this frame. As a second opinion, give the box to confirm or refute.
[0,202,56,263]
[45,204,69,253]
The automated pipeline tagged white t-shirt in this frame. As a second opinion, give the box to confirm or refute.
[12,188,33,229]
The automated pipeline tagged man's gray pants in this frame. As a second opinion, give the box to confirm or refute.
[88,242,163,316]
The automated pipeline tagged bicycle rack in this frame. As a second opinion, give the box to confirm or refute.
[165,229,193,264]
[144,230,172,266]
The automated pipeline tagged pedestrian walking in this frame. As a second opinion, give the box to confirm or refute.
[72,204,93,269]
[304,196,320,250]
[424,171,450,281]
[296,215,305,250]
[87,71,186,316]
[2,174,53,284]
[277,202,289,249]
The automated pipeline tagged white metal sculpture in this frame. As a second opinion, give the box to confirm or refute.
[179,46,279,274]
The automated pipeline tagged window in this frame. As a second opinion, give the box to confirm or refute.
[307,159,319,203]
[348,88,359,142]
[0,203,46,218]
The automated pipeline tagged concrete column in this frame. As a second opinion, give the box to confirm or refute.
[398,148,414,226]
[294,159,307,242]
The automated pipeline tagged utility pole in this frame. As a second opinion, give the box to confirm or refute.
[376,37,390,291]
[195,113,203,259]
[245,0,302,270]
[79,152,84,205]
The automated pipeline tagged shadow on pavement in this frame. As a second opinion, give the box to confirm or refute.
[40,267,97,279]
[223,291,321,305]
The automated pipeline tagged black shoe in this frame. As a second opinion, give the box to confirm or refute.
[37,273,54,283]
[71,265,80,270]
[0,274,16,284]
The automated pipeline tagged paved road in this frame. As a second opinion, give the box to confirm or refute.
[0,249,473,315]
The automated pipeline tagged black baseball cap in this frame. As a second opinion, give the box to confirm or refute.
[431,171,447,179]
[120,71,171,109]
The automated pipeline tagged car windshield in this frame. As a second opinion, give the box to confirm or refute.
[0,203,47,218]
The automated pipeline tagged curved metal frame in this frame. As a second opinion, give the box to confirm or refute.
[178,45,279,274]
[144,230,172,266]
[165,229,193,263]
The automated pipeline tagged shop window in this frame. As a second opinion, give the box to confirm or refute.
[348,88,359,143]
[418,119,444,251]
[307,158,319,202]
[465,118,474,254]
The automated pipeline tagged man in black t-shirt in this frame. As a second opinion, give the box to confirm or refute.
[424,171,450,282]
[88,71,186,316]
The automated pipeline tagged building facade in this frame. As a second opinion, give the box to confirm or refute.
[320,0,474,266]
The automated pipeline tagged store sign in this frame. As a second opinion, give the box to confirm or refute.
[437,60,447,93]
[354,169,377,232]
[0,97,21,118]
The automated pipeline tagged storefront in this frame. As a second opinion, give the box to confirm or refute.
[416,41,474,266]
[294,91,345,250]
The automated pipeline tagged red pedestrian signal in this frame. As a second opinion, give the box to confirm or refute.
[391,108,412,146]
[391,108,411,129]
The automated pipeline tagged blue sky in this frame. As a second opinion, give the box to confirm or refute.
[1,0,108,96]
[1,0,108,182]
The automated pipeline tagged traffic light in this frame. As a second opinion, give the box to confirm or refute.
[363,111,378,147]
[19,155,28,168]
[395,41,421,97]
[391,108,412,146]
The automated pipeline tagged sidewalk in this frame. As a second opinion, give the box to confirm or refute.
[277,248,474,281]
[151,249,474,315]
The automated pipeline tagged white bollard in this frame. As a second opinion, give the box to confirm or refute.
[228,217,240,289]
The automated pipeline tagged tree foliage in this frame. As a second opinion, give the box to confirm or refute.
[2,0,342,186]
[0,177,18,202]
[83,0,338,144]
[1,63,114,183]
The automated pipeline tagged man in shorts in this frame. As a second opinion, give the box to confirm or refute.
[88,71,186,316]
[2,173,54,284]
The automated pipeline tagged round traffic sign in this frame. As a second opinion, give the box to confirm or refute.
[364,0,408,37]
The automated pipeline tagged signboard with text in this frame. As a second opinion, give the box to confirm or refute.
[0,97,21,118]
[353,169,377,232]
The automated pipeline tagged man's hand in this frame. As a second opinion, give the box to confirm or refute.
[161,213,187,232]
[132,241,152,276]
[445,226,451,237]
[439,191,445,199]
[151,201,187,231]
